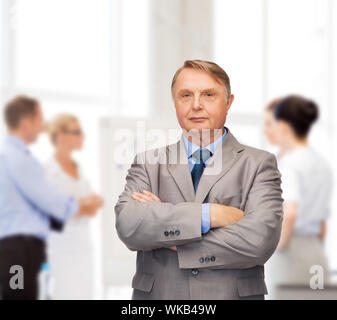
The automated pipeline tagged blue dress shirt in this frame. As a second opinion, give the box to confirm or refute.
[0,135,79,241]
[183,128,227,234]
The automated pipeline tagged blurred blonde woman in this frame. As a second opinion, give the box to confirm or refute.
[264,96,333,299]
[45,114,103,300]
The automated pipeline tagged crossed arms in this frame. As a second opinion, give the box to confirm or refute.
[115,153,284,269]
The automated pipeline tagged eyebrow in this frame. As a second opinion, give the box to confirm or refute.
[178,88,217,93]
[201,88,217,93]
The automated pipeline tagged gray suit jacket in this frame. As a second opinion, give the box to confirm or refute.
[115,127,284,300]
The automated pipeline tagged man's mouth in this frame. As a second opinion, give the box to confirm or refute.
[189,117,208,122]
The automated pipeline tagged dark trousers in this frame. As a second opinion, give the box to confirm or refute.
[0,235,46,300]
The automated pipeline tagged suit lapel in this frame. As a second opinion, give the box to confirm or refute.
[166,136,195,202]
[195,128,245,203]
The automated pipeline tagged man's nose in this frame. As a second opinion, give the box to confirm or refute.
[192,94,202,110]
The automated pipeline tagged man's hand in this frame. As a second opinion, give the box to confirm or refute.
[131,190,162,203]
[77,194,104,217]
[210,203,244,228]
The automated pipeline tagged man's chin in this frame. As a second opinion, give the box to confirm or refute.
[184,123,210,131]
[182,126,225,143]
[183,125,224,133]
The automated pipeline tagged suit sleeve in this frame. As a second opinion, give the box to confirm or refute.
[176,153,284,269]
[114,154,203,251]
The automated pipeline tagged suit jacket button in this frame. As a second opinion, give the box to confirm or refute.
[205,256,210,263]
[191,269,199,276]
[175,230,180,236]
[164,231,169,237]
[211,256,216,262]
[169,230,175,236]
[199,257,204,263]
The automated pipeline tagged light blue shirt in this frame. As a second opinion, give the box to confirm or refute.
[0,135,79,241]
[183,128,227,234]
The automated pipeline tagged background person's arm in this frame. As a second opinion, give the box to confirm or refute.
[76,195,104,217]
[176,153,284,270]
[5,154,79,222]
[277,202,297,249]
[318,220,327,242]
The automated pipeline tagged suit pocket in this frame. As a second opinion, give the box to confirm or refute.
[237,277,268,297]
[132,272,155,292]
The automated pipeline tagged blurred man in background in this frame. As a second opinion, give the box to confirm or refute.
[0,95,102,300]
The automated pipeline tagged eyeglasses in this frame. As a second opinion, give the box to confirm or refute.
[63,129,83,136]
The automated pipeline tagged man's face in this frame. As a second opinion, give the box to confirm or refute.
[21,105,45,143]
[173,68,234,133]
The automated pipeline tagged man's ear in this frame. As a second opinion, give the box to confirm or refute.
[20,116,35,133]
[226,94,234,113]
[19,118,28,131]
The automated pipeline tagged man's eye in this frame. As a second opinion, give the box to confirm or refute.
[205,93,213,97]
[182,94,190,97]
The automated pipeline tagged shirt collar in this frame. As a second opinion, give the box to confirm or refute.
[5,134,30,155]
[183,128,227,158]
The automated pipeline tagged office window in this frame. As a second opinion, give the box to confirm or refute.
[214,0,264,114]
[14,0,112,98]
[0,1,5,89]
[11,0,150,116]
[267,0,331,123]
[0,3,2,68]
[119,0,150,116]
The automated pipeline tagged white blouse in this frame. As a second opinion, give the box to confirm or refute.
[44,157,94,252]
[278,146,333,235]
[44,157,100,299]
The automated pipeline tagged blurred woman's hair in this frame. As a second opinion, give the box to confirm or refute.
[47,113,78,145]
[266,97,283,112]
[272,95,319,138]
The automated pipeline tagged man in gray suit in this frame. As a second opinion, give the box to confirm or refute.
[115,60,284,300]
